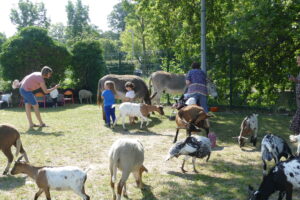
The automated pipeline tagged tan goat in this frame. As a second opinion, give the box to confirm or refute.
[0,124,29,175]
[173,105,211,143]
[109,138,148,200]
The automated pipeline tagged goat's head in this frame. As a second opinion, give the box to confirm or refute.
[232,136,248,147]
[156,105,164,115]
[133,165,148,189]
[247,185,261,200]
[10,156,28,175]
[289,135,300,143]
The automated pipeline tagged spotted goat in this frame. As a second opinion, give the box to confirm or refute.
[261,133,293,176]
[248,157,300,200]
[11,157,90,200]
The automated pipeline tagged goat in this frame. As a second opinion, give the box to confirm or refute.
[166,135,211,173]
[109,138,148,200]
[79,89,93,104]
[113,102,164,129]
[261,133,293,176]
[248,157,300,200]
[233,113,258,147]
[289,135,300,156]
[0,124,29,175]
[173,105,211,143]
[1,93,12,107]
[10,157,90,200]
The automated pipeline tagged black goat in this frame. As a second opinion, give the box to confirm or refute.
[248,157,300,200]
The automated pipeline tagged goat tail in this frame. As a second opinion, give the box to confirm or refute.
[15,138,22,157]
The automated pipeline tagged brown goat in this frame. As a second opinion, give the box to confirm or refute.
[173,105,211,143]
[0,124,29,175]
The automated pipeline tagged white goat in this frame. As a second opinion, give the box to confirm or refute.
[109,138,148,200]
[290,135,300,156]
[1,93,12,107]
[11,158,90,200]
[113,102,164,129]
[79,89,93,104]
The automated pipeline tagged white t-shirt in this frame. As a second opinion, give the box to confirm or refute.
[125,90,135,99]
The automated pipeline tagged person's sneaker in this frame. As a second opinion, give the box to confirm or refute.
[105,124,111,128]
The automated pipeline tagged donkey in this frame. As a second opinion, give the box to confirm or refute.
[97,74,153,121]
[149,71,218,105]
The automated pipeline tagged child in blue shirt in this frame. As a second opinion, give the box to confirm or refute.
[101,81,116,127]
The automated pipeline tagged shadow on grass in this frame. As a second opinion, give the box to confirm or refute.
[0,175,26,190]
[23,130,64,136]
[163,159,265,199]
[1,104,88,113]
[141,183,158,200]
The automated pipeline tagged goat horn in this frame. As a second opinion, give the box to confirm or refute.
[232,137,239,139]
[16,155,24,162]
[241,136,248,139]
[150,92,157,100]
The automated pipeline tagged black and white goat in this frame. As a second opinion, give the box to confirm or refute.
[248,157,300,200]
[261,133,293,176]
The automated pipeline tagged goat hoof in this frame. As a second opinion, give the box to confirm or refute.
[193,169,199,173]
[181,168,187,173]
[3,171,8,175]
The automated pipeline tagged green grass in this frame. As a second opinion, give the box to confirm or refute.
[0,105,299,200]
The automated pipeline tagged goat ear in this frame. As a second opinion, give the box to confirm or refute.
[248,185,254,191]
[232,136,239,139]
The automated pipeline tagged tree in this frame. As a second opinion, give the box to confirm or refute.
[70,40,105,93]
[108,2,129,33]
[65,0,90,41]
[0,27,71,85]
[49,23,67,44]
[10,0,50,30]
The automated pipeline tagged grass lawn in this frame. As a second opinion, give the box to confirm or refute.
[0,104,299,200]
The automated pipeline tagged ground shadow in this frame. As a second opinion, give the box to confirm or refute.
[211,145,225,151]
[141,183,158,200]
[23,130,64,136]
[241,147,260,152]
[0,175,26,190]
[1,104,87,113]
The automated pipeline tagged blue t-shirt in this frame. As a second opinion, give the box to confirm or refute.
[102,90,115,106]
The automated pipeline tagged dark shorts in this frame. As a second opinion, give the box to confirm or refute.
[19,88,37,105]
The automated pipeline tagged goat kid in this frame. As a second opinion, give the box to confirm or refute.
[248,157,300,200]
[109,138,148,200]
[1,93,12,107]
[113,102,164,129]
[11,157,90,200]
[289,135,300,156]
[233,113,258,147]
[0,124,29,175]
[174,105,212,143]
[261,133,293,176]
